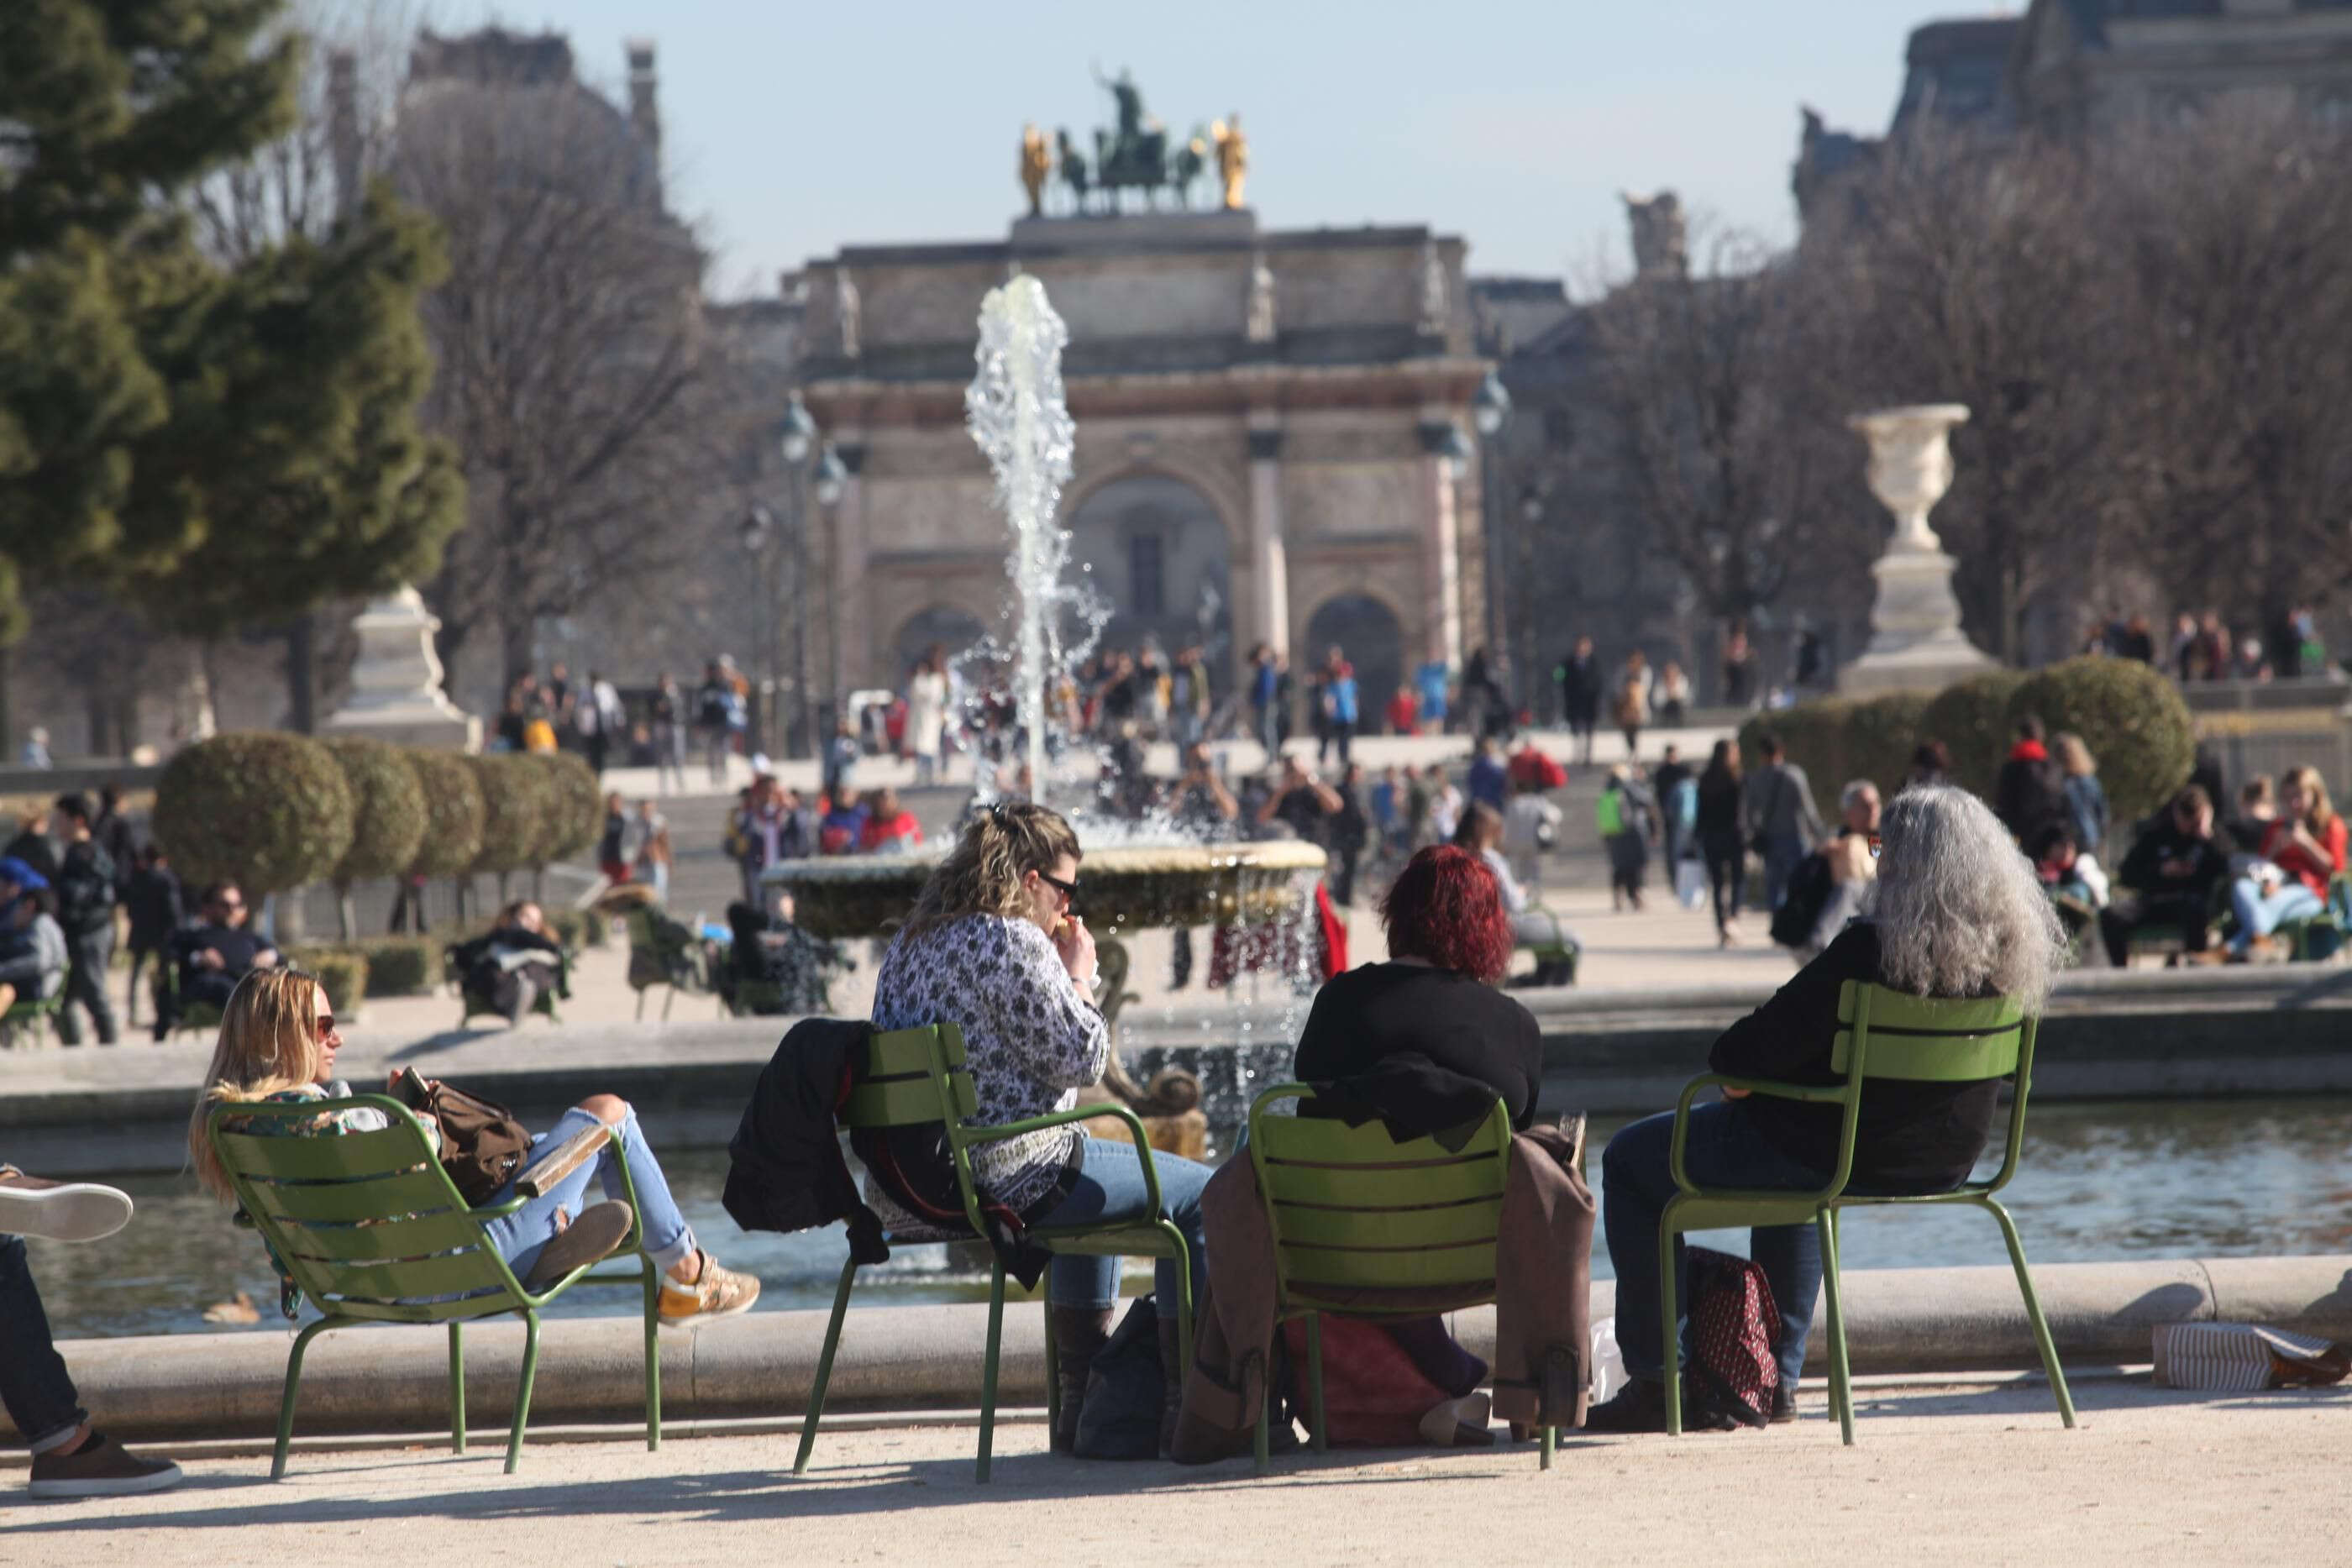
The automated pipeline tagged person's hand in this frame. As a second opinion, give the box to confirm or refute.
[255,948,281,969]
[1055,913,1098,986]
[1720,1085,1752,1099]
[197,947,224,970]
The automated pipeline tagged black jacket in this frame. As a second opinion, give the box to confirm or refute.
[125,865,183,949]
[2117,821,2228,901]
[1993,750,2068,847]
[54,842,117,936]
[722,1018,890,1265]
[1294,962,1544,1141]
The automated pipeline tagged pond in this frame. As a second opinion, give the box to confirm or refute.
[31,1096,2352,1340]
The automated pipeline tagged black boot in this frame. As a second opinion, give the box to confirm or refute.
[1157,1313,1186,1459]
[1049,1305,1113,1455]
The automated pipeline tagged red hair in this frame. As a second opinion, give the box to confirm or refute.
[1380,845,1513,983]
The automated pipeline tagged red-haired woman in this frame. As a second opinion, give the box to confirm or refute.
[1280,844,1546,1448]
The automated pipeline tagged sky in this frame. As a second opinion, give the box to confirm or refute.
[493,1,1993,299]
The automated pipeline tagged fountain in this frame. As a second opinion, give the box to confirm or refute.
[765,275,1328,1140]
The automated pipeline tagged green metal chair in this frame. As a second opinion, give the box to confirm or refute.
[794,1022,1194,1483]
[624,906,705,1020]
[0,994,60,1047]
[155,958,226,1041]
[1658,981,2076,1445]
[207,1095,661,1477]
[1247,1085,1558,1472]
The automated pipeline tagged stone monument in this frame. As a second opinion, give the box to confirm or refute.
[1838,403,1999,695]
[322,586,480,750]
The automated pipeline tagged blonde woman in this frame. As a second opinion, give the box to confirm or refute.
[188,970,757,1323]
[867,801,1212,1455]
[2219,764,2347,961]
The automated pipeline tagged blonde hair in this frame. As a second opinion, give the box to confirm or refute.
[187,969,327,1202]
[2281,765,2336,831]
[2051,732,2097,779]
[900,801,1080,939]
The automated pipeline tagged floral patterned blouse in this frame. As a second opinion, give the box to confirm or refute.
[867,912,1108,1215]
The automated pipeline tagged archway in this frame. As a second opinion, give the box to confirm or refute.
[1305,594,1405,728]
[891,606,990,684]
[1065,475,1234,690]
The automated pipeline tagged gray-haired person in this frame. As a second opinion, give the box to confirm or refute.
[1590,784,2068,1431]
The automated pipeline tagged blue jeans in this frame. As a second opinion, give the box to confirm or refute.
[1763,831,1808,912]
[1035,1137,1213,1313]
[480,1107,696,1280]
[2229,878,2323,953]
[0,1235,86,1453]
[1601,1104,1833,1390]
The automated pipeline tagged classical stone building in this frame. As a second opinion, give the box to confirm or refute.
[795,209,1492,710]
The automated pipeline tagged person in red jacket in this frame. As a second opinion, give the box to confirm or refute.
[2215,764,2346,962]
[858,788,925,854]
[1384,685,1420,737]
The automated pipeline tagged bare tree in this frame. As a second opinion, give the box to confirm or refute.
[393,45,729,682]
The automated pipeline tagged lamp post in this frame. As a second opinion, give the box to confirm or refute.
[1469,370,1513,703]
[739,505,775,758]
[771,392,826,758]
[1516,485,1545,719]
[807,440,847,753]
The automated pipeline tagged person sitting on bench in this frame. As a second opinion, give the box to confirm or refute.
[155,881,278,1041]
[451,901,564,1025]
[2098,785,2229,968]
[1451,804,1578,985]
[0,862,67,1022]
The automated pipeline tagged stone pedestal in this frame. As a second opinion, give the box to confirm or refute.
[1839,404,1999,696]
[322,586,480,750]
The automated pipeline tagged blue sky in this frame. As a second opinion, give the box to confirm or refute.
[521,0,1984,297]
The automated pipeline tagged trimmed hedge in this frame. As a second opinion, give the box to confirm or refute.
[405,750,486,879]
[287,947,370,1017]
[1739,699,1851,806]
[296,936,438,997]
[1921,670,2031,798]
[322,737,428,885]
[1845,690,1936,798]
[465,753,555,878]
[2006,656,2195,826]
[153,733,355,896]
[530,752,603,866]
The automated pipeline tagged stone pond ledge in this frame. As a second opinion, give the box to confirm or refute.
[23,1254,2347,1445]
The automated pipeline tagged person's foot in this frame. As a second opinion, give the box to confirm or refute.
[2244,935,2288,965]
[1582,1378,1670,1434]
[658,1250,760,1327]
[1770,1383,1797,1424]
[0,1168,133,1243]
[2184,947,2232,967]
[522,1201,634,1291]
[27,1433,182,1499]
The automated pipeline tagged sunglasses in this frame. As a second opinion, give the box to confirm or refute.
[1037,871,1080,904]
[315,1013,337,1038]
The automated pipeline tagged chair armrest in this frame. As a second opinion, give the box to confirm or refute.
[1667,1073,1850,1198]
[513,1124,611,1198]
[962,1102,1167,1216]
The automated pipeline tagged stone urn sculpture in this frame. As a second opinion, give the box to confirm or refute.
[322,586,481,750]
[1837,404,1998,695]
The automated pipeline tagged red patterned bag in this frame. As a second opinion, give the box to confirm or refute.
[1685,1245,1781,1429]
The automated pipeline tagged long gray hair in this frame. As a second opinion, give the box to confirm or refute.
[1866,784,2070,1009]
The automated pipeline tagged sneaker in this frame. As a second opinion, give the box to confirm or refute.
[0,1167,133,1244]
[658,1251,760,1328]
[522,1201,634,1292]
[27,1434,182,1499]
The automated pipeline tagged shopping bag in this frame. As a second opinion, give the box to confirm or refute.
[1674,855,1708,910]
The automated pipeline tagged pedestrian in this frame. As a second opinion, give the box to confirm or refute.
[1612,651,1651,758]
[1502,772,1562,900]
[1722,621,1757,708]
[1414,658,1451,737]
[1597,767,1656,910]
[1384,684,1419,737]
[91,784,135,903]
[1557,636,1601,766]
[47,794,118,1046]
[1319,647,1359,768]
[123,845,181,1027]
[596,791,630,886]
[1655,661,1691,726]
[627,799,671,905]
[1466,737,1508,812]
[1464,645,1509,742]
[1695,739,1746,947]
[908,647,950,786]
[575,670,622,776]
[1742,731,1825,912]
[822,718,860,804]
[859,788,925,853]
[18,727,52,770]
[648,672,686,795]
[1992,716,2068,848]
[1651,741,1694,878]
[1171,646,1213,749]
[695,659,737,784]
[1328,762,1370,908]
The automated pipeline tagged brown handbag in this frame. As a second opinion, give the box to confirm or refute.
[423,1081,534,1205]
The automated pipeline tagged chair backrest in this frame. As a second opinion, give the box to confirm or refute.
[837,1023,989,1235]
[207,1096,522,1324]
[1830,981,2038,1193]
[1247,1084,1513,1314]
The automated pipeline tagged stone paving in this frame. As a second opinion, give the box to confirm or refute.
[4,1377,2340,1565]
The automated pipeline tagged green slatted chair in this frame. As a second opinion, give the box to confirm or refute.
[0,994,60,1047]
[1247,1086,1559,1472]
[1658,982,2076,1445]
[446,944,571,1028]
[207,1096,661,1477]
[794,1023,1194,1483]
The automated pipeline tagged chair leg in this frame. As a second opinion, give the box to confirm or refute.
[1256,1372,1273,1475]
[794,1258,858,1476]
[1541,1425,1554,1471]
[1305,1313,1326,1453]
[1985,1197,2076,1429]
[272,1318,335,1481]
[976,1261,1007,1484]
[449,1322,466,1455]
[643,1254,662,1451]
[1658,1213,1683,1438]
[506,1309,542,1475]
[1159,1218,1195,1377]
[1816,1208,1855,1446]
[634,989,647,1021]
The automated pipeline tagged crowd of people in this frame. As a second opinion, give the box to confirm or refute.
[2082,606,2336,684]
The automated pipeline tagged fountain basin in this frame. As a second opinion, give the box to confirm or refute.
[763,840,1328,941]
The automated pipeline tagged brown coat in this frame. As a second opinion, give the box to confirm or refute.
[1172,1123,1593,1462]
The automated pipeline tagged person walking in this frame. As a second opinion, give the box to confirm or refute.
[1557,636,1601,766]
[1612,651,1652,759]
[1651,742,1694,881]
[1320,647,1360,769]
[907,648,950,787]
[648,673,686,795]
[1247,642,1281,760]
[1742,732,1824,912]
[627,800,671,905]
[695,660,738,785]
[47,794,118,1046]
[1696,739,1746,947]
[122,847,182,1028]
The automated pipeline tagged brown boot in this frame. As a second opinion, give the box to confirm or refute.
[1158,1313,1186,1459]
[1049,1305,1113,1455]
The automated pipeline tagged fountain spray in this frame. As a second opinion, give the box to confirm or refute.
[966,275,1077,800]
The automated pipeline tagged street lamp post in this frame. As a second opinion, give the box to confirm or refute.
[806,441,847,757]
[1516,485,1546,720]
[739,505,775,758]
[1470,370,1514,703]
[772,392,824,758]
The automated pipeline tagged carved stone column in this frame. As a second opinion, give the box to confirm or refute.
[828,443,867,705]
[1417,421,1465,669]
[1247,422,1289,661]
[322,587,480,750]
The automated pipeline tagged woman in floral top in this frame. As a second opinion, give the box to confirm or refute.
[870,801,1213,1455]
[187,969,759,1326]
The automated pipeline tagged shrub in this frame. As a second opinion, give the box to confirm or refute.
[529,752,603,866]
[287,947,370,1017]
[465,753,556,878]
[1920,669,2031,799]
[322,737,429,887]
[2006,656,2196,826]
[1844,690,1936,797]
[1740,698,1852,805]
[152,733,354,896]
[404,749,486,879]
[297,936,439,997]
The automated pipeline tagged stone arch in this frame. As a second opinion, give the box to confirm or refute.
[1064,472,1237,690]
[1305,591,1407,728]
[890,605,990,684]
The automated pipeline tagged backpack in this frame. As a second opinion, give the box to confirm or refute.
[1684,1245,1781,1428]
[1074,1295,1163,1460]
[1594,789,1625,838]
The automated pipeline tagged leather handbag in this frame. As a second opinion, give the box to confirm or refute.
[423,1081,533,1205]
